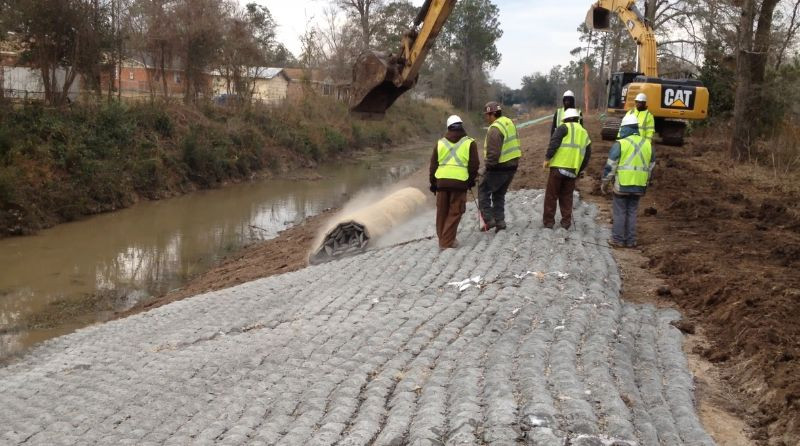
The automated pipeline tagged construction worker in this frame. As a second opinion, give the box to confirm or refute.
[542,108,591,229]
[618,93,655,141]
[429,115,479,249]
[602,113,655,248]
[479,101,521,232]
[551,90,583,136]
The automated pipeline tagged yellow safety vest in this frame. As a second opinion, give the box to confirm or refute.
[549,122,590,173]
[616,134,653,187]
[484,116,521,163]
[556,107,582,128]
[617,109,655,140]
[435,136,473,181]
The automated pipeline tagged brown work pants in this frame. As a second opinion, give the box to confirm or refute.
[436,189,467,248]
[543,168,576,229]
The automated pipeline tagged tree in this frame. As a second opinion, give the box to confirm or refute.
[372,0,417,50]
[442,0,502,110]
[521,73,557,107]
[6,0,112,105]
[730,0,782,160]
[336,0,383,49]
[172,0,227,103]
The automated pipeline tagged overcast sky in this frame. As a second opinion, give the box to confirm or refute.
[257,0,590,89]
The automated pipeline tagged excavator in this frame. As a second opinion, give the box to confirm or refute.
[350,0,709,145]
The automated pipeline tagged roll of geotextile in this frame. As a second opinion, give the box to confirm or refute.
[310,187,428,264]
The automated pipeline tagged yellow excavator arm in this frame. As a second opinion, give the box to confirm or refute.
[586,0,658,77]
[350,0,457,117]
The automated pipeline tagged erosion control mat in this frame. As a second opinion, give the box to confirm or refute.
[0,191,715,444]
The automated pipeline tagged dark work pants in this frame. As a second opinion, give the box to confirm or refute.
[436,189,467,248]
[543,168,576,229]
[478,170,516,224]
[612,194,641,246]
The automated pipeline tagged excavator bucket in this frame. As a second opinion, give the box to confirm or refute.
[586,5,612,31]
[349,51,411,118]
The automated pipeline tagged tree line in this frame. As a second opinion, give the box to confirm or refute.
[0,0,504,111]
[499,0,800,162]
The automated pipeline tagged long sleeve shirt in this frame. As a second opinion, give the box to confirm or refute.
[550,108,584,135]
[484,126,519,171]
[602,126,656,195]
[429,129,480,190]
[545,123,592,178]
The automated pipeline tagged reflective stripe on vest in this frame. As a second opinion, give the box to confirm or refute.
[617,109,655,140]
[549,122,590,173]
[616,134,652,187]
[435,136,473,181]
[484,116,521,163]
[556,107,582,127]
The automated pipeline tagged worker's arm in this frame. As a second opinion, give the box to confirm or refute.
[484,127,504,168]
[546,125,568,160]
[602,142,622,181]
[579,142,592,174]
[646,112,655,140]
[579,110,584,127]
[467,140,479,187]
[550,111,558,136]
[429,145,439,189]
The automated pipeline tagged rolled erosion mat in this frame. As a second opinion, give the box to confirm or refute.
[310,187,428,264]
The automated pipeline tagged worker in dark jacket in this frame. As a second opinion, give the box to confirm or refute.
[479,101,521,232]
[602,113,655,247]
[429,115,479,249]
[550,90,584,136]
[543,108,592,229]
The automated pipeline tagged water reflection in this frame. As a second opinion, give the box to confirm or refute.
[0,147,425,358]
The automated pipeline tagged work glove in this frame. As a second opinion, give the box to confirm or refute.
[478,165,486,176]
[600,180,609,195]
[542,160,549,170]
[429,184,438,195]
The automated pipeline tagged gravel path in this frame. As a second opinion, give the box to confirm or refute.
[0,190,714,445]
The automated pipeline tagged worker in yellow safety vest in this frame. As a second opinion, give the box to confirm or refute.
[479,101,521,232]
[542,108,592,229]
[429,115,479,249]
[618,92,655,141]
[550,90,583,136]
[602,113,655,248]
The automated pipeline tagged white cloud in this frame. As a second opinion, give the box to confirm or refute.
[251,0,590,88]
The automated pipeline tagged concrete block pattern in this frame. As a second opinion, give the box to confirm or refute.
[0,190,714,446]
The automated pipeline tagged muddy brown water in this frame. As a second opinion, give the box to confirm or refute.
[0,145,429,359]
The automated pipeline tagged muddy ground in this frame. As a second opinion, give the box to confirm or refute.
[124,117,798,445]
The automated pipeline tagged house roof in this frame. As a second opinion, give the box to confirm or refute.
[207,67,289,81]
[282,68,328,83]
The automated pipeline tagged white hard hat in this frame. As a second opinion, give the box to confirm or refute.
[635,93,647,102]
[621,114,639,127]
[563,108,581,120]
[563,90,575,98]
[446,115,463,128]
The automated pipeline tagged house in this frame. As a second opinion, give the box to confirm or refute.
[1,50,82,102]
[106,57,188,99]
[210,67,290,106]
[282,68,351,103]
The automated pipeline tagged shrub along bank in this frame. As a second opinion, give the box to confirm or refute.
[0,96,449,237]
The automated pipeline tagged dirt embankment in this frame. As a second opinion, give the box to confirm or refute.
[513,119,798,445]
[126,115,798,444]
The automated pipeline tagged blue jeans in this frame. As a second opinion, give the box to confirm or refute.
[612,194,641,246]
